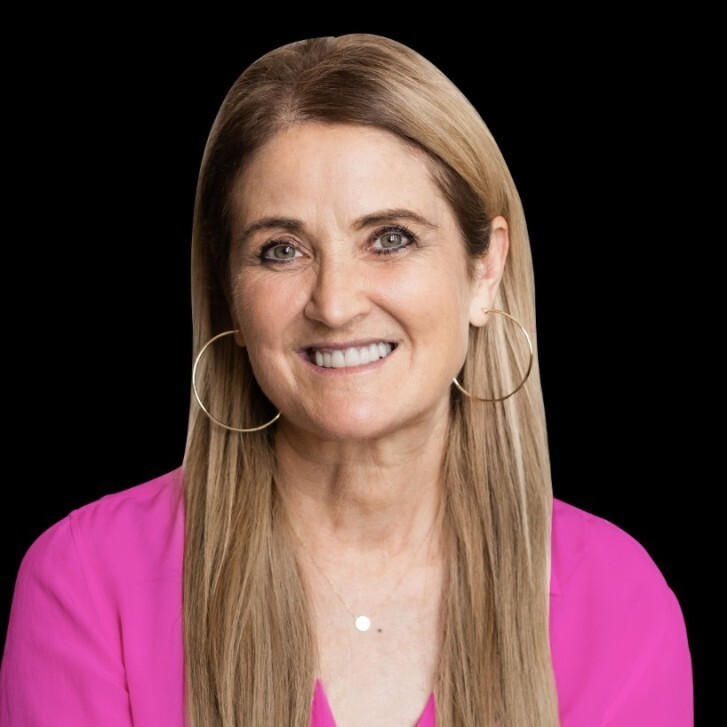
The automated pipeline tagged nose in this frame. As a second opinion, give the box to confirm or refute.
[303,252,371,328]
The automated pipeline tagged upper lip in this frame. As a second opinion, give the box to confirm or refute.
[299,339,398,352]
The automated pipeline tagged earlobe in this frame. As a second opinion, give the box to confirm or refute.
[468,215,510,327]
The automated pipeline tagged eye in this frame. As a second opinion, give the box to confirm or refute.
[260,242,302,262]
[371,226,416,254]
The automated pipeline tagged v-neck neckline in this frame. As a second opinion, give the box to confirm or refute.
[311,678,436,726]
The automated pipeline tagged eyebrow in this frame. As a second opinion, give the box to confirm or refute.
[353,208,437,231]
[235,208,437,249]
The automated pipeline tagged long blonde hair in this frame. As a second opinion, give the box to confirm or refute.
[182,34,560,726]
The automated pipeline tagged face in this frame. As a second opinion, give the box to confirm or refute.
[228,122,505,441]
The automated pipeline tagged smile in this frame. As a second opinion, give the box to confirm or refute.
[304,342,397,369]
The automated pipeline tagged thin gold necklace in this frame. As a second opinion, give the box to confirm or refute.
[290,516,438,632]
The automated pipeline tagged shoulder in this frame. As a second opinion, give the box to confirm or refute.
[16,466,185,595]
[549,498,693,723]
[2,468,186,723]
[550,496,672,598]
[66,465,184,554]
[550,495,682,637]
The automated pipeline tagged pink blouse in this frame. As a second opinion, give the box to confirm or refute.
[0,466,693,726]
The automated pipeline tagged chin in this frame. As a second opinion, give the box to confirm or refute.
[317,420,395,442]
[295,406,405,442]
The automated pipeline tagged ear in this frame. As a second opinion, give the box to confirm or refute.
[468,215,510,327]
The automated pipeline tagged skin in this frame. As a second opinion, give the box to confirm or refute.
[228,122,509,726]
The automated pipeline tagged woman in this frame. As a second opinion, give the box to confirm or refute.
[0,34,692,726]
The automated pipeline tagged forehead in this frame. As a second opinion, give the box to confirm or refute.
[231,122,453,226]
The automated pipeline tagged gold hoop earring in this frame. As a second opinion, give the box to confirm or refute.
[192,330,281,433]
[452,308,534,403]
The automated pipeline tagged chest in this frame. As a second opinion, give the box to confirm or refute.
[310,562,444,726]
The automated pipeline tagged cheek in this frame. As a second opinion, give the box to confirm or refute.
[373,262,472,389]
[381,258,473,335]
[231,273,303,345]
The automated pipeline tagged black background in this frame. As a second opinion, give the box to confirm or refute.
[2,22,709,722]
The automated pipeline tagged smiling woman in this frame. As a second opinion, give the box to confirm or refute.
[0,33,692,727]
[226,123,508,441]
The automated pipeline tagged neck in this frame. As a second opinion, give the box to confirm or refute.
[273,412,449,563]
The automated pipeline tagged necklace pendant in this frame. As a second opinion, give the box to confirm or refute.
[355,615,371,632]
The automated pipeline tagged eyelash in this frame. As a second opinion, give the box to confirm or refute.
[373,225,417,256]
[256,225,417,264]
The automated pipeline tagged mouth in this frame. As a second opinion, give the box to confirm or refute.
[301,341,399,369]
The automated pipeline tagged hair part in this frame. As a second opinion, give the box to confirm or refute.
[183,33,559,726]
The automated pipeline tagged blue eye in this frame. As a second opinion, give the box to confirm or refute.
[372,226,416,254]
[260,242,301,262]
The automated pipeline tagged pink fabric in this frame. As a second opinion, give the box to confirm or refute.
[0,466,693,726]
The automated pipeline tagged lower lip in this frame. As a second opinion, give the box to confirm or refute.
[297,346,397,375]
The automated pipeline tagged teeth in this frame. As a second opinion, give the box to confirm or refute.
[344,348,361,367]
[310,342,394,369]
